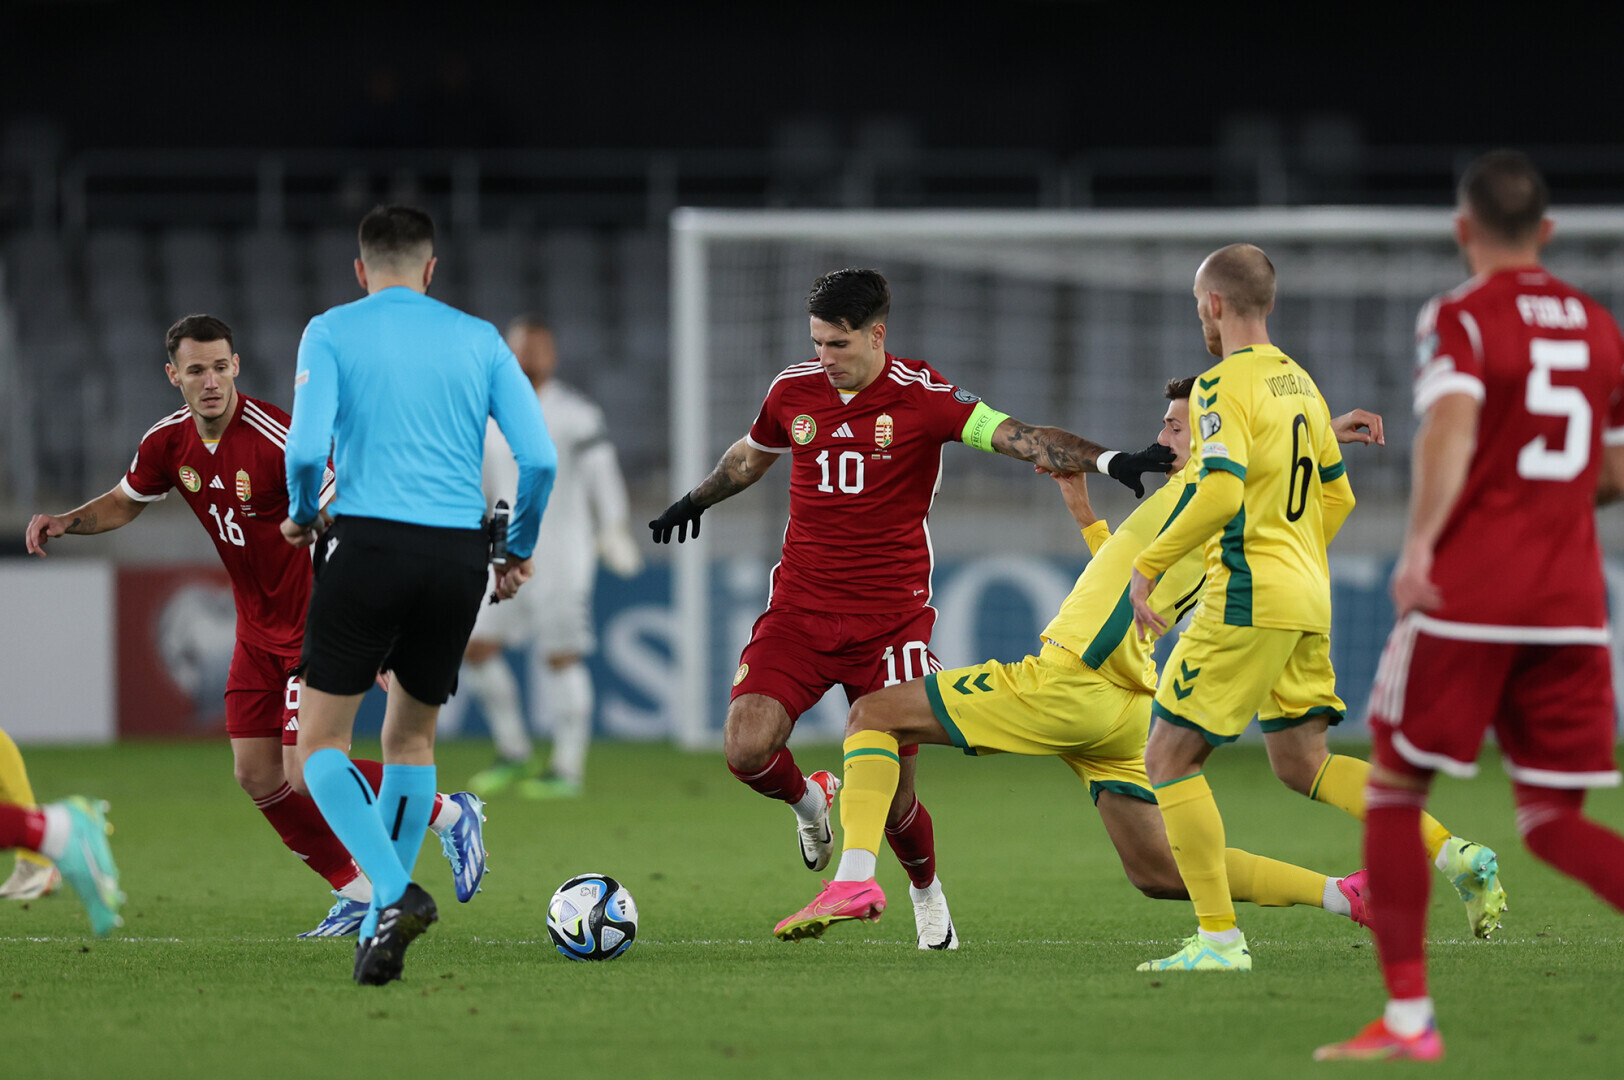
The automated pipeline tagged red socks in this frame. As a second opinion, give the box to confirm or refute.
[886,796,937,889]
[1365,781,1432,1001]
[0,801,46,852]
[252,783,362,889]
[729,748,808,804]
[1516,783,1624,913]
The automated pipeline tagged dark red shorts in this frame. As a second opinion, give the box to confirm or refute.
[226,639,302,746]
[731,605,940,730]
[1368,616,1620,789]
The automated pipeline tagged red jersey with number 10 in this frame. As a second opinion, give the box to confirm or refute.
[122,394,333,654]
[1413,267,1624,632]
[746,354,981,614]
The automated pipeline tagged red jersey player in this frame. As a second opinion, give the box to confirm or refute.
[650,268,1173,948]
[1318,152,1624,1062]
[24,315,487,938]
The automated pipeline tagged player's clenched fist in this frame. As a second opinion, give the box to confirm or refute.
[23,514,67,556]
[1103,443,1177,498]
[649,493,705,544]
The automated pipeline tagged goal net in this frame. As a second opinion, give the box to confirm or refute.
[667,208,1624,748]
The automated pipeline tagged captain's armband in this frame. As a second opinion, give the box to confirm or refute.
[960,402,1012,452]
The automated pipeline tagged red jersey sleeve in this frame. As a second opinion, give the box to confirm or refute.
[120,421,178,502]
[747,363,813,454]
[1413,296,1487,415]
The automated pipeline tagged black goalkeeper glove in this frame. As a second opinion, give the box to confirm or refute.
[649,493,706,544]
[1103,442,1177,499]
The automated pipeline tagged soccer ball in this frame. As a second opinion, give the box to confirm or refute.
[546,873,638,961]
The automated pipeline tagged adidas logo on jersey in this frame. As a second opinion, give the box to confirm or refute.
[831,423,854,438]
[209,475,225,489]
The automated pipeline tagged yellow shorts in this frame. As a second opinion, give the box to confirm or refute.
[1150,618,1345,744]
[923,644,1154,803]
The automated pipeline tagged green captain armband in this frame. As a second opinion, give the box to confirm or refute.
[960,402,1012,452]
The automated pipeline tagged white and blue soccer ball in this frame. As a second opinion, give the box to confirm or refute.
[546,873,638,961]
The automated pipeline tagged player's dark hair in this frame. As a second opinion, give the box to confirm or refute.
[1164,376,1195,401]
[807,268,891,330]
[1459,149,1549,243]
[506,314,552,337]
[165,313,234,359]
[358,204,436,266]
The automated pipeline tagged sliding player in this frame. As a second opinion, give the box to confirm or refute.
[1319,150,1624,1062]
[775,379,1383,941]
[652,268,1174,949]
[23,314,487,937]
[0,728,59,899]
[1128,244,1504,975]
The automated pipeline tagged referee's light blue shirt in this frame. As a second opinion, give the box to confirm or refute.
[285,287,556,559]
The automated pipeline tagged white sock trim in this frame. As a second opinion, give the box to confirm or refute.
[1322,877,1352,917]
[429,795,461,834]
[789,780,826,824]
[1199,927,1242,945]
[1384,997,1435,1038]
[37,804,72,862]
[338,874,373,903]
[908,875,942,901]
[833,849,878,882]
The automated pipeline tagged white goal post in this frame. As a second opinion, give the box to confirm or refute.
[668,206,1624,749]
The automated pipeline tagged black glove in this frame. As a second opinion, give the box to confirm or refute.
[1104,442,1177,499]
[649,493,706,544]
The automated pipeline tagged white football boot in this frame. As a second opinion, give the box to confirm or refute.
[798,771,841,872]
[910,877,958,950]
[0,857,60,900]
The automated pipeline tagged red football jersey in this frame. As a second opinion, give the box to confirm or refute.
[746,354,981,614]
[1414,267,1624,632]
[122,394,333,654]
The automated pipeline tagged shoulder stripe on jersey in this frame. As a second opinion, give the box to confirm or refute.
[1457,310,1484,363]
[887,367,956,393]
[242,400,289,437]
[242,413,288,450]
[767,362,824,391]
[140,408,191,443]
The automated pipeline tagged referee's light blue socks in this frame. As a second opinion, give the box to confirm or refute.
[303,748,411,916]
[377,763,437,883]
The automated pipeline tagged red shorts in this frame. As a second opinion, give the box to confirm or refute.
[731,605,940,731]
[225,639,302,746]
[1368,615,1620,789]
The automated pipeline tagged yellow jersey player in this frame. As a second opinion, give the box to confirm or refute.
[1128,244,1504,974]
[0,728,61,898]
[773,378,1388,944]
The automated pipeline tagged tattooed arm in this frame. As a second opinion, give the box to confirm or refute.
[650,437,782,544]
[24,485,147,556]
[989,418,1111,475]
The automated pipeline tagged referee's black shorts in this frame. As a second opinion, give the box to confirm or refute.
[301,516,489,705]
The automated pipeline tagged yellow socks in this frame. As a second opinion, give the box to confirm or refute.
[0,728,52,868]
[840,731,902,856]
[1156,772,1236,933]
[1310,753,1453,860]
[1225,848,1329,908]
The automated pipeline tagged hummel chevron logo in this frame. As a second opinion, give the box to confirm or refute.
[952,673,994,694]
[1199,376,1220,390]
[1172,681,1194,700]
[209,475,225,489]
[1198,394,1217,408]
[1180,661,1201,681]
[831,423,854,438]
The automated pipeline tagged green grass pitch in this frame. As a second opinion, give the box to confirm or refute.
[5,739,1623,1079]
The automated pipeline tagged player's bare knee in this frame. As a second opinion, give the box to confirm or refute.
[845,696,889,737]
[1274,756,1318,797]
[723,701,783,774]
[232,756,284,798]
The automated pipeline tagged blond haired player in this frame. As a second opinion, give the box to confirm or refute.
[775,379,1385,942]
[1127,245,1504,974]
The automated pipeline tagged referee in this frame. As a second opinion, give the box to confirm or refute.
[281,205,556,985]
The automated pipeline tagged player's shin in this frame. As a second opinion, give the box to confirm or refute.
[252,781,365,889]
[1311,754,1453,859]
[835,731,902,882]
[1155,773,1237,934]
[1516,783,1624,912]
[1224,848,1329,909]
[885,789,937,890]
[1364,781,1431,1002]
[541,660,592,784]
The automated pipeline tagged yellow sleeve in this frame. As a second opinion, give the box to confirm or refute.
[1321,473,1355,545]
[1134,469,1243,578]
[1081,520,1111,556]
[1194,365,1251,482]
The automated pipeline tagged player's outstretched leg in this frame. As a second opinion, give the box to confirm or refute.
[775,730,899,941]
[724,695,837,870]
[1304,750,1506,937]
[0,730,59,900]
